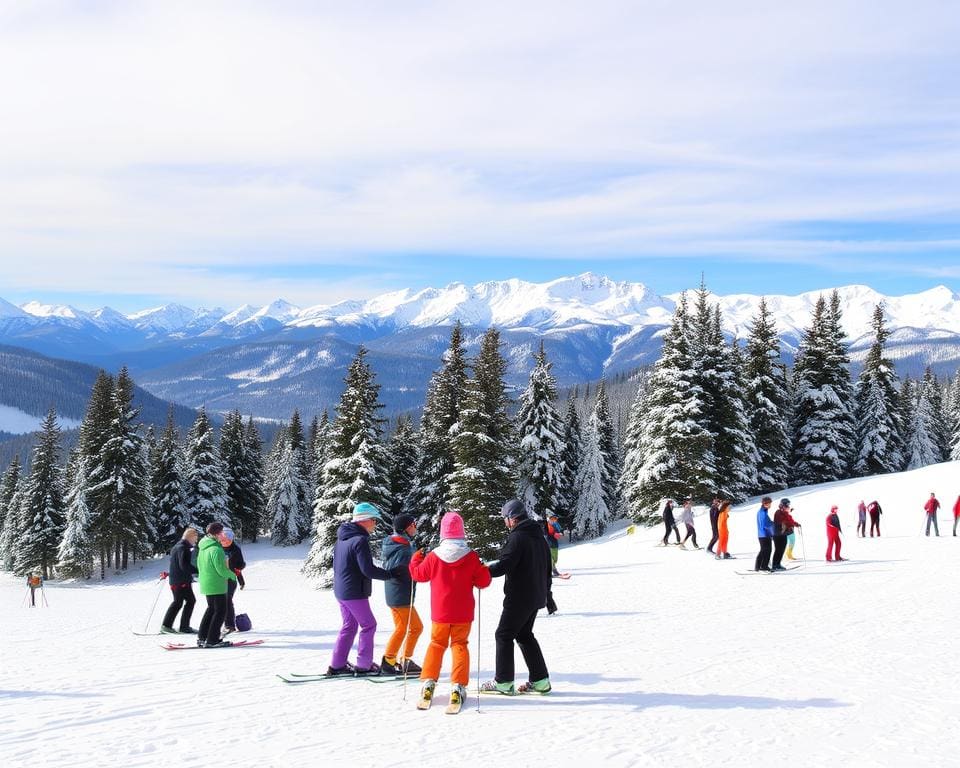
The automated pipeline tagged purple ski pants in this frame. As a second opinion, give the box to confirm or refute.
[331,598,378,669]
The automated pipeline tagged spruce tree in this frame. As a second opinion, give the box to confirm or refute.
[385,415,419,520]
[80,370,116,575]
[743,297,790,493]
[790,295,855,485]
[898,377,917,470]
[287,409,313,539]
[241,417,266,542]
[619,377,650,524]
[0,476,25,571]
[183,407,230,530]
[152,410,188,554]
[573,410,609,539]
[948,372,960,462]
[220,410,247,537]
[304,347,391,586]
[0,456,21,541]
[267,442,303,546]
[409,323,468,543]
[57,452,95,579]
[592,381,621,517]
[636,294,714,513]
[516,342,565,521]
[853,303,903,476]
[449,328,516,557]
[557,397,582,535]
[15,408,66,578]
[907,368,947,468]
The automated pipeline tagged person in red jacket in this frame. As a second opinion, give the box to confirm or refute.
[867,500,882,537]
[409,511,491,710]
[826,506,844,561]
[925,492,941,536]
[953,496,960,537]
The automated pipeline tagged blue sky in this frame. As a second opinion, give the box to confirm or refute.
[1,1,959,312]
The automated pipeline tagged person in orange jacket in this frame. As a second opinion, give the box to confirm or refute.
[409,511,491,710]
[714,500,732,560]
[826,506,844,561]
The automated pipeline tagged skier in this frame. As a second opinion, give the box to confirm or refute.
[481,499,552,696]
[953,496,960,536]
[546,514,563,576]
[409,511,491,711]
[161,527,200,634]
[327,502,402,676]
[661,499,681,546]
[771,498,801,570]
[825,506,844,561]
[924,492,941,536]
[705,497,721,554]
[868,500,882,537]
[26,573,42,607]
[679,498,699,549]
[857,500,867,538]
[196,522,238,648]
[219,528,245,635]
[715,500,732,560]
[754,497,775,572]
[380,513,423,675]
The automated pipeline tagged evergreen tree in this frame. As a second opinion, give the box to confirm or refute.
[304,347,390,586]
[898,377,917,470]
[267,442,303,546]
[57,452,95,579]
[636,294,714,513]
[409,323,468,543]
[947,372,960,462]
[557,397,583,535]
[262,430,286,529]
[573,410,609,539]
[219,410,246,537]
[86,368,155,571]
[449,328,516,557]
[592,381,621,517]
[516,342,565,521]
[79,370,116,576]
[241,417,266,541]
[183,407,230,530]
[619,378,650,524]
[152,411,188,555]
[15,408,66,578]
[790,295,855,485]
[385,415,419,520]
[286,410,313,539]
[0,456,21,540]
[743,297,790,492]
[0,476,25,571]
[907,368,947,469]
[853,303,903,476]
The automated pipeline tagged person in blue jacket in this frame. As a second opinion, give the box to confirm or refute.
[327,503,404,676]
[754,496,775,572]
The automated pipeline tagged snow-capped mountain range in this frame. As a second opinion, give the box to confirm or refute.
[1,273,959,419]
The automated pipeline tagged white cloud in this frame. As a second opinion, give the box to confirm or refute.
[0,0,959,303]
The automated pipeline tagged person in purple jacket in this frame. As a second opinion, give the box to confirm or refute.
[326,502,403,677]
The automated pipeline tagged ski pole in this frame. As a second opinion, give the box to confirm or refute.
[143,572,168,633]
[476,587,481,713]
[401,580,415,702]
[799,528,807,570]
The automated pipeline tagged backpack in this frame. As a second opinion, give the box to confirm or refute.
[235,613,252,632]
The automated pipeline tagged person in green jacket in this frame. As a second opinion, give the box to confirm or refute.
[196,522,238,648]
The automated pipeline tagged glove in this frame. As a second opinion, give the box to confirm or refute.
[411,548,425,561]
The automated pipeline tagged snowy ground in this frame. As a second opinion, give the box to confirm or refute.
[3,462,960,768]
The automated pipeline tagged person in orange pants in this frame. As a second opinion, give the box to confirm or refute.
[715,500,732,559]
[826,506,844,561]
[409,511,491,709]
[381,514,424,675]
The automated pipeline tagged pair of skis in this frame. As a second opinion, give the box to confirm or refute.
[275,671,402,684]
[735,565,802,575]
[417,685,465,715]
[161,639,264,650]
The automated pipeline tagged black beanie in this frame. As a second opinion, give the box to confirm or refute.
[393,514,416,534]
[500,499,527,520]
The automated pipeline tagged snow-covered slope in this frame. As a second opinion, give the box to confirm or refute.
[3,461,958,767]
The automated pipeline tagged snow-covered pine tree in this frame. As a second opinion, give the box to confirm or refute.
[219,410,246,537]
[924,370,951,462]
[304,346,391,586]
[183,406,230,530]
[826,290,858,472]
[152,410,188,555]
[57,451,95,579]
[790,295,855,485]
[267,441,303,546]
[0,473,25,571]
[853,303,903,476]
[385,414,419,520]
[241,416,266,541]
[0,455,21,546]
[261,430,286,529]
[947,371,960,462]
[592,381,621,517]
[743,297,790,493]
[907,368,949,469]
[86,368,155,571]
[557,397,583,535]
[516,341,565,521]
[449,328,515,557]
[573,409,609,539]
[15,408,66,578]
[79,370,116,575]
[619,376,650,524]
[898,376,916,470]
[409,323,468,543]
[636,293,714,513]
[286,410,313,540]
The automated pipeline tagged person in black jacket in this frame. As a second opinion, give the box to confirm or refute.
[480,499,552,696]
[661,499,681,546]
[220,528,246,633]
[706,497,720,554]
[161,527,200,634]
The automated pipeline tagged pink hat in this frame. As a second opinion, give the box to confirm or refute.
[440,511,465,540]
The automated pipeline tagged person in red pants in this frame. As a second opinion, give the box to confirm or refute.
[826,506,844,562]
